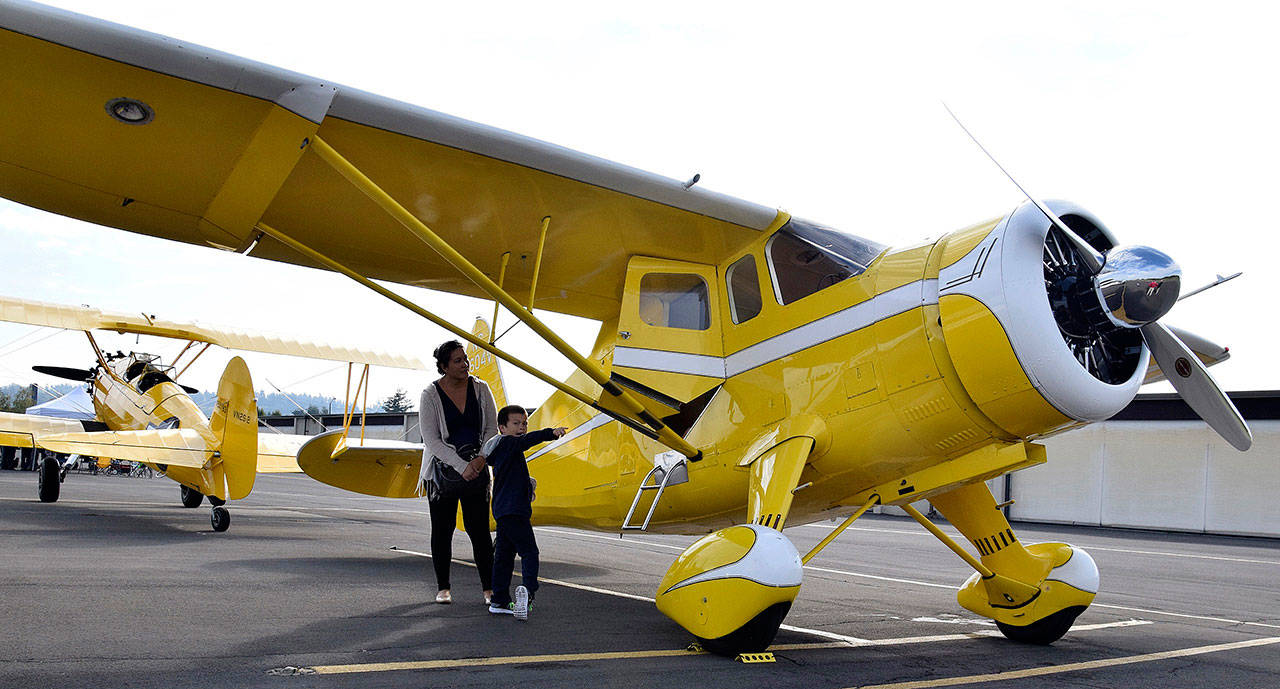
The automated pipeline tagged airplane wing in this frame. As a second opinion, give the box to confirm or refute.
[1142,325,1230,385]
[35,428,214,468]
[0,3,782,321]
[295,430,424,498]
[256,432,305,473]
[0,294,426,370]
[0,410,104,449]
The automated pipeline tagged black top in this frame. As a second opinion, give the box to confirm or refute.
[435,379,481,455]
[482,428,557,519]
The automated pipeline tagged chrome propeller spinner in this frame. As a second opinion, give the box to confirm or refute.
[946,105,1251,451]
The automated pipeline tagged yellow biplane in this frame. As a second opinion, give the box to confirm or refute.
[0,293,425,531]
[0,2,1251,654]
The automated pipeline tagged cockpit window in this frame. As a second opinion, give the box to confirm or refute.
[125,361,147,380]
[726,254,762,324]
[638,273,710,330]
[766,219,884,305]
[137,368,175,394]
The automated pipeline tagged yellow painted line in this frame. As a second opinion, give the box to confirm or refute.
[851,636,1280,689]
[301,620,1154,675]
[310,647,706,675]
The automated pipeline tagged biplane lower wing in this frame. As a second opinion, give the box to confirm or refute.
[296,430,423,498]
[36,428,213,468]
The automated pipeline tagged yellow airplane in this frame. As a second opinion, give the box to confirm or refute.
[0,2,1251,654]
[0,294,426,531]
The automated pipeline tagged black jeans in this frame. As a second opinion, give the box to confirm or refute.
[428,489,494,592]
[490,515,538,607]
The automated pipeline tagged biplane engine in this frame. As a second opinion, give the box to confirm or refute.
[655,524,801,656]
[937,201,1154,437]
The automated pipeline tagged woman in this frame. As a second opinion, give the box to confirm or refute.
[418,340,498,604]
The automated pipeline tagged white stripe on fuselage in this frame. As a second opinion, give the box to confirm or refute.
[613,279,936,379]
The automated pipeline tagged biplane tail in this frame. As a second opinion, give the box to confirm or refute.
[466,317,509,410]
[208,356,258,501]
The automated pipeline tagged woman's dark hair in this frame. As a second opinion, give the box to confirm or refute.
[433,340,466,374]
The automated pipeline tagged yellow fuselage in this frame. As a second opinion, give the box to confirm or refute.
[526,218,1071,534]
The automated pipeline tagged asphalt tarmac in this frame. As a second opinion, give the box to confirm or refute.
[2,469,1278,689]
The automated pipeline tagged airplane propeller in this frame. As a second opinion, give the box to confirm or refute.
[945,105,1252,451]
[32,365,94,382]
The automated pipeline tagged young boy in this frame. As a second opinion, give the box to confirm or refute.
[478,404,565,620]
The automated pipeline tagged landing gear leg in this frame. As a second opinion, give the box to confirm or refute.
[927,481,1098,645]
[37,454,60,503]
[210,505,230,532]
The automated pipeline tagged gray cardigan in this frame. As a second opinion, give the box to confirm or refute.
[416,377,498,496]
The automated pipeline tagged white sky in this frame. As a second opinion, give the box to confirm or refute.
[1,1,1277,410]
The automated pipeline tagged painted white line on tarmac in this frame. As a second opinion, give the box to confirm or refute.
[387,547,869,642]
[794,522,1280,566]
[854,635,1280,689]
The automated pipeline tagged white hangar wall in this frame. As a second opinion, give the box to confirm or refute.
[1009,420,1280,538]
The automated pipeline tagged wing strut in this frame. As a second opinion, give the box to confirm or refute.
[288,136,702,460]
[255,222,675,449]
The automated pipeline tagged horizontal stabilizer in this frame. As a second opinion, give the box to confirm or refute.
[36,428,213,468]
[0,294,426,370]
[257,433,307,473]
[297,430,423,498]
[0,412,92,449]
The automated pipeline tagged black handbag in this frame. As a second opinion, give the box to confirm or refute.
[427,443,487,501]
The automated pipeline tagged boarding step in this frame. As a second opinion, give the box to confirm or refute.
[621,452,689,531]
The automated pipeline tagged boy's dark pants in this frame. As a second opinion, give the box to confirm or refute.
[491,515,539,606]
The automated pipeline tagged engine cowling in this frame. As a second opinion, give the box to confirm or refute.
[655,524,801,655]
[937,200,1150,437]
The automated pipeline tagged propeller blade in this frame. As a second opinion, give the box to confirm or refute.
[1140,322,1252,450]
[32,365,94,382]
[180,384,199,395]
[943,103,1106,273]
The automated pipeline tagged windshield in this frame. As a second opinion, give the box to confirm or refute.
[766,218,884,305]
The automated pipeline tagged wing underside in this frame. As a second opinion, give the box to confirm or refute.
[0,3,780,321]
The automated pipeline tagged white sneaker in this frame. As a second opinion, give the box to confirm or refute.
[488,603,514,615]
[514,585,529,621]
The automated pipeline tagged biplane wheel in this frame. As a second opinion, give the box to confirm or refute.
[37,455,60,503]
[695,602,791,657]
[180,485,204,508]
[210,506,231,532]
[995,605,1086,645]
[207,495,226,507]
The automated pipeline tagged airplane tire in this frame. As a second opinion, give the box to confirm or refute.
[996,605,1086,645]
[696,602,791,657]
[180,486,204,508]
[210,506,231,532]
[207,495,226,507]
[38,456,60,503]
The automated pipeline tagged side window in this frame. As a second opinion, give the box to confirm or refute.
[639,273,710,330]
[726,254,762,324]
[767,219,883,305]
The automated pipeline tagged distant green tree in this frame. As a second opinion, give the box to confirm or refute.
[306,404,323,416]
[2,388,34,413]
[381,388,413,413]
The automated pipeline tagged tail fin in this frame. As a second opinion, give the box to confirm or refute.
[467,317,508,410]
[209,356,258,500]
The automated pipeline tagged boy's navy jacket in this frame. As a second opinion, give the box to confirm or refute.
[481,428,556,519]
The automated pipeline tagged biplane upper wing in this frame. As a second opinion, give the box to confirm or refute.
[0,294,426,370]
[0,2,782,322]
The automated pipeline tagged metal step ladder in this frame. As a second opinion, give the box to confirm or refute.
[621,454,689,531]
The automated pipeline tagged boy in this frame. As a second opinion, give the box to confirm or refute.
[472,404,565,620]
